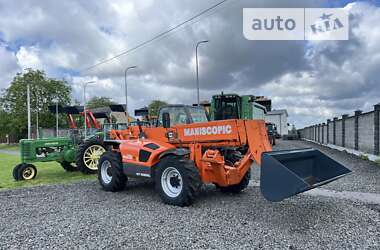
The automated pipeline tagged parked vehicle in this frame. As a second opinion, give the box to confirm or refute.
[266,122,276,145]
[12,105,125,180]
[98,105,351,206]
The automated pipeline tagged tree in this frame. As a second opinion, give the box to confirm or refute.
[86,96,115,109]
[0,69,71,139]
[148,100,168,117]
[0,110,13,140]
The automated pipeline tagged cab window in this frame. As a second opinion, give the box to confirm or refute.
[158,107,189,126]
[189,107,208,123]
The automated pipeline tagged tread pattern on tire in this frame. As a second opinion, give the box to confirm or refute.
[13,164,23,180]
[76,137,105,174]
[98,151,127,192]
[155,155,202,207]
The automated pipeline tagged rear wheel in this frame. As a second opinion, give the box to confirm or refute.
[155,155,202,206]
[13,163,37,181]
[60,161,78,172]
[98,151,127,192]
[76,138,106,174]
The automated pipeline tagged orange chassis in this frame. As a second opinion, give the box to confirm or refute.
[109,119,272,187]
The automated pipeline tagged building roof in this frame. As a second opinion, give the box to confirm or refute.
[267,109,288,116]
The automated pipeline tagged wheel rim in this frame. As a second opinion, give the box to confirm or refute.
[161,167,183,198]
[100,160,112,184]
[22,166,35,180]
[83,145,106,170]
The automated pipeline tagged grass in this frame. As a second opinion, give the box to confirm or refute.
[0,153,95,190]
[0,144,19,151]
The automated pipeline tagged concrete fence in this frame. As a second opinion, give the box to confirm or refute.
[299,103,380,156]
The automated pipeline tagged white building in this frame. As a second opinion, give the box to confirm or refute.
[265,109,289,136]
[252,102,267,120]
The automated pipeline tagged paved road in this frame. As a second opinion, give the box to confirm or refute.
[0,149,19,156]
[0,140,379,249]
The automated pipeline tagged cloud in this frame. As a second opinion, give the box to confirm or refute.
[0,0,379,128]
[0,45,19,90]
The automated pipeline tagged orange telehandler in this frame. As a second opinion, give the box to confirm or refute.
[98,105,350,206]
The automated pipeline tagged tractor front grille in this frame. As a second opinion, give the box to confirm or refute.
[22,143,32,158]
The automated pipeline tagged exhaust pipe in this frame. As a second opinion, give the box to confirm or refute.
[260,148,351,202]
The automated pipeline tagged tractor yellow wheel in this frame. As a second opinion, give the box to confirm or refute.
[83,144,106,171]
[14,164,37,181]
[22,166,36,180]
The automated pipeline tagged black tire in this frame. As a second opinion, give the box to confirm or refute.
[60,161,78,172]
[98,151,127,192]
[76,137,106,174]
[13,164,23,180]
[218,168,251,193]
[272,137,276,146]
[14,163,37,181]
[155,155,202,206]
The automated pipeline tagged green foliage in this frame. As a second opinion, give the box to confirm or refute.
[148,100,168,117]
[0,153,95,189]
[0,69,71,139]
[86,96,115,109]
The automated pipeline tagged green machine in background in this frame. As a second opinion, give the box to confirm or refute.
[207,93,276,145]
[12,105,127,181]
[209,93,267,120]
[13,137,77,180]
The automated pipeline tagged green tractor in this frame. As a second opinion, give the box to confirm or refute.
[209,93,267,120]
[12,105,126,181]
[207,93,276,145]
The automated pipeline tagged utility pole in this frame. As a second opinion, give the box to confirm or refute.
[25,69,31,139]
[124,66,137,126]
[56,102,59,136]
[27,82,31,139]
[54,97,59,136]
[36,108,39,138]
[195,40,209,106]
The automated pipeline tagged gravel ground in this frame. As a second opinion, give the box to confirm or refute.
[0,140,379,249]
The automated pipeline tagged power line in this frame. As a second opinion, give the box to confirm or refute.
[113,0,240,60]
[81,0,230,73]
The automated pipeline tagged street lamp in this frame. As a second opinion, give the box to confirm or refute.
[83,80,96,138]
[53,97,59,136]
[195,40,209,106]
[124,66,137,125]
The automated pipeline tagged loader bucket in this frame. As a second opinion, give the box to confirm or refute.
[260,148,351,202]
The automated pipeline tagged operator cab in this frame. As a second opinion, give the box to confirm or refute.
[213,94,241,120]
[157,105,208,127]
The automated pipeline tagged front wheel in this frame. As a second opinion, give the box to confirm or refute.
[98,151,127,192]
[13,163,37,181]
[155,155,202,206]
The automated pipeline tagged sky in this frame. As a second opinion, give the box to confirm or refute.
[0,0,379,128]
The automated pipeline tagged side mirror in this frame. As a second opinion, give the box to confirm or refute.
[162,112,171,128]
